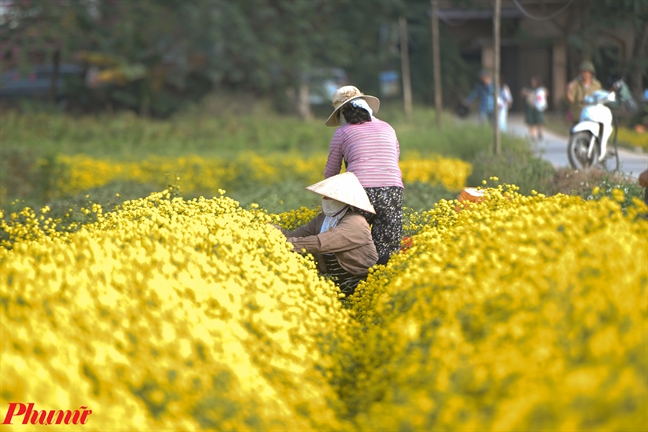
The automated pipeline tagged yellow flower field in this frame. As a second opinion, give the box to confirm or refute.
[1,185,646,430]
[51,153,471,198]
[1,191,351,430]
[344,186,647,430]
[616,128,648,150]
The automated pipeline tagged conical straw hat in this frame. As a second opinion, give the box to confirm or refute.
[306,172,375,214]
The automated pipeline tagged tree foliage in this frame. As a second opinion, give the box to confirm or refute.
[544,0,648,92]
[1,0,642,115]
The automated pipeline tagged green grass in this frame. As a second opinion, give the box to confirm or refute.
[542,112,572,137]
[468,145,556,195]
[7,92,639,217]
[1,93,529,212]
[1,94,525,160]
[3,94,644,230]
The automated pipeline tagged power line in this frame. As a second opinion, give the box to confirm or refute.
[512,0,575,21]
[438,0,574,26]
[437,10,469,27]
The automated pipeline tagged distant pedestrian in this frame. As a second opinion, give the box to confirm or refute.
[567,61,602,124]
[462,69,496,124]
[324,85,404,264]
[521,76,548,141]
[498,76,513,132]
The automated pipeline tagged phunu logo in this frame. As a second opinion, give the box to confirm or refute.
[2,403,92,425]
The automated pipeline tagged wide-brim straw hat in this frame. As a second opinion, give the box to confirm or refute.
[306,172,376,214]
[325,85,380,127]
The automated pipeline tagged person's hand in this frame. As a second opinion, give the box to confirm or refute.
[639,169,648,188]
[461,100,468,107]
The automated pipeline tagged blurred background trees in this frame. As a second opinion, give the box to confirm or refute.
[1,0,646,118]
[0,0,476,116]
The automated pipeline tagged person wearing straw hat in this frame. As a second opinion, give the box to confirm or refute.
[567,60,602,124]
[324,85,403,265]
[277,172,378,296]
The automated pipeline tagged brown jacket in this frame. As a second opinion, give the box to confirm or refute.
[282,211,378,276]
[567,76,602,122]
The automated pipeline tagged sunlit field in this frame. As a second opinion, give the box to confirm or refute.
[2,100,646,431]
[3,0,646,428]
[2,181,646,430]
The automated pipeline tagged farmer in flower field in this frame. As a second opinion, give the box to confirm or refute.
[278,172,378,296]
[324,85,403,265]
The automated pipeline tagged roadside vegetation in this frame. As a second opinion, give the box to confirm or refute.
[1,94,644,221]
[0,95,511,214]
[543,111,648,152]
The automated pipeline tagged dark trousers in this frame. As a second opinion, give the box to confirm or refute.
[358,186,404,261]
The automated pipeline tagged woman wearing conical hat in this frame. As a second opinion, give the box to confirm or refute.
[277,172,378,297]
[324,86,404,264]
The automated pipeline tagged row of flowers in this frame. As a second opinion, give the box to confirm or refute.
[342,185,647,430]
[49,152,472,198]
[1,185,646,430]
[616,127,648,150]
[1,190,351,430]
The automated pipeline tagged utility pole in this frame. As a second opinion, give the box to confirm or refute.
[431,0,442,129]
[399,16,412,122]
[493,0,501,155]
[49,48,60,105]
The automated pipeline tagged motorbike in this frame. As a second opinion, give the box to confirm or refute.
[567,79,636,171]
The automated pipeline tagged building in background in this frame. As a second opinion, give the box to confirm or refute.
[438,0,642,112]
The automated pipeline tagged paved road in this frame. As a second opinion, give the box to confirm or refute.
[505,113,648,178]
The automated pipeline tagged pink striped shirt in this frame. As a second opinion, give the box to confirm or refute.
[324,118,404,188]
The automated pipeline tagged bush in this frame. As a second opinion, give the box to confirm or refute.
[468,146,555,195]
[548,168,645,213]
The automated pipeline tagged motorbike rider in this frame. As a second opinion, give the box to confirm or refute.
[566,60,602,124]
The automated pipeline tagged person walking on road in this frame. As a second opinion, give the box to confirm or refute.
[462,69,496,124]
[498,76,513,132]
[324,85,404,265]
[567,61,602,124]
[521,76,548,141]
